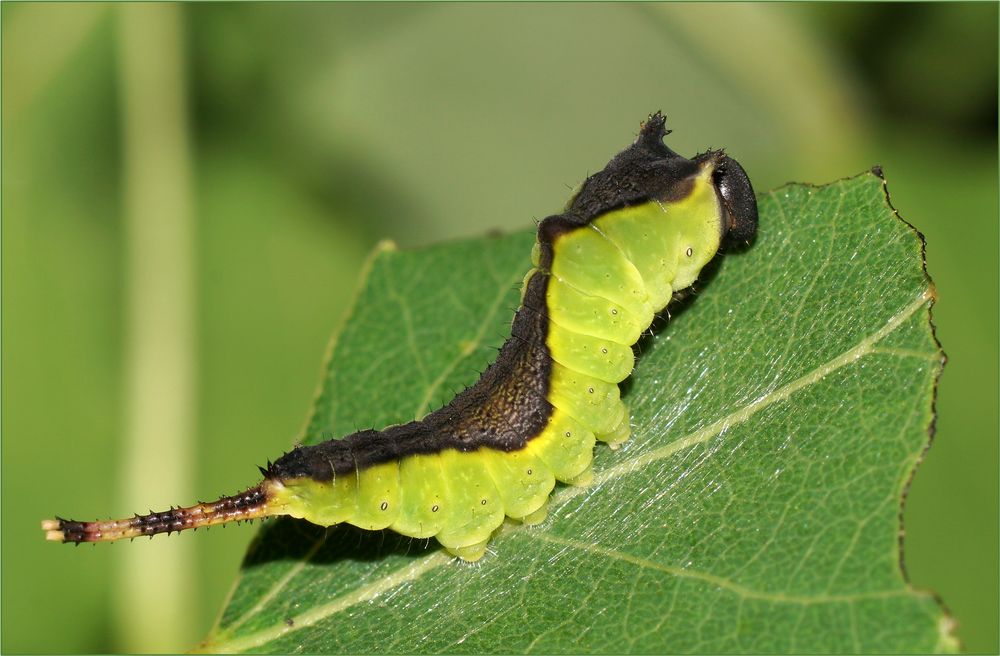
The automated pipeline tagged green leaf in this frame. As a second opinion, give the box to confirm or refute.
[199,172,952,653]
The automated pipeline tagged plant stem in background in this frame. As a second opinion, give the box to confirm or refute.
[116,4,197,651]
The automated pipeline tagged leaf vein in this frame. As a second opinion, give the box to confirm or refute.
[534,533,908,606]
[413,272,522,419]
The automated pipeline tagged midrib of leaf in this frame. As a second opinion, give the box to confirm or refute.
[530,534,911,605]
[220,537,327,636]
[197,552,453,654]
[201,287,934,654]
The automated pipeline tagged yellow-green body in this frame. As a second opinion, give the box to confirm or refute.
[268,165,724,561]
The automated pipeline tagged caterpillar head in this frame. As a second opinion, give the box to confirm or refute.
[711,154,758,248]
[565,112,758,248]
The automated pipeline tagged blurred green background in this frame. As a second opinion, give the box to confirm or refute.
[3,3,996,653]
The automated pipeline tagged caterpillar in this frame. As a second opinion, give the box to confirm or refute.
[42,113,757,562]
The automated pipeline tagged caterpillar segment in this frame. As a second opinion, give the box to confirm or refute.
[43,112,758,562]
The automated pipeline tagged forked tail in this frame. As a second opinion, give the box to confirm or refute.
[42,484,277,544]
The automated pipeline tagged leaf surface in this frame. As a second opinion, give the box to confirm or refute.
[199,172,952,654]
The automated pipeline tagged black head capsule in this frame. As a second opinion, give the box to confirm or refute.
[713,155,758,247]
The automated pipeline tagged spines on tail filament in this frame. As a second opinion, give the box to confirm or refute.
[42,484,273,544]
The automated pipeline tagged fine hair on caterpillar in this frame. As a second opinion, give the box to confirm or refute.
[43,112,758,562]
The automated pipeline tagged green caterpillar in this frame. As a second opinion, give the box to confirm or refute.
[43,113,758,562]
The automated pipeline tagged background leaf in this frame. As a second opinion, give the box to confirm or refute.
[199,172,951,653]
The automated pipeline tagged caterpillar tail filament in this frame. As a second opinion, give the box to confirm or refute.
[41,482,284,544]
